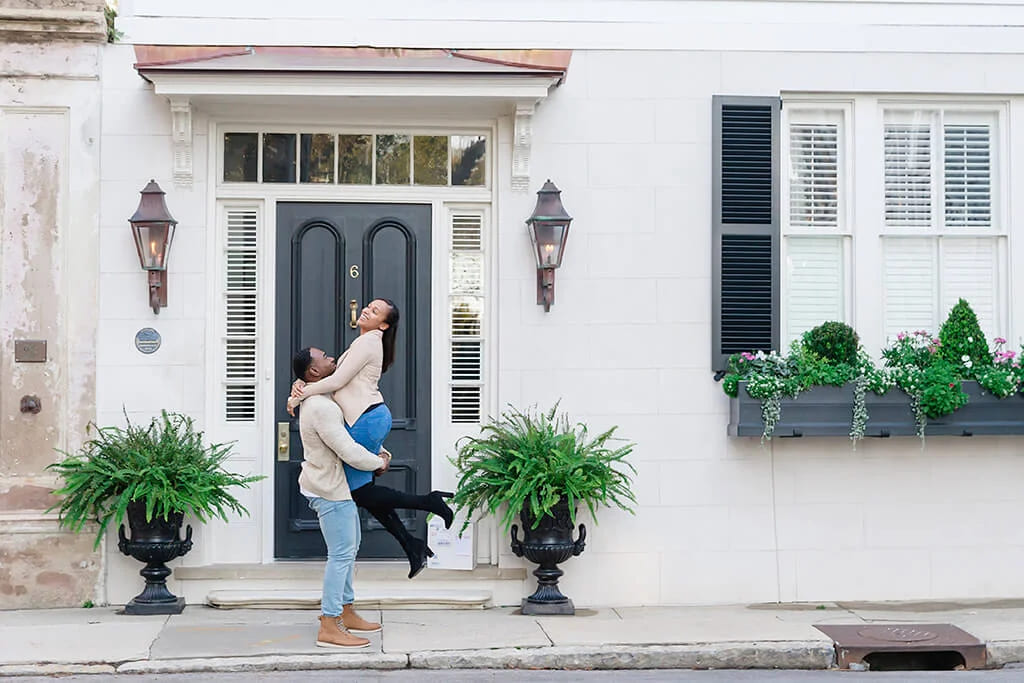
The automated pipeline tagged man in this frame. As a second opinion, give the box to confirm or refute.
[292,346,389,649]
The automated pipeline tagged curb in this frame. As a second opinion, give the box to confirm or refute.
[409,642,836,670]
[0,664,117,677]
[116,653,410,674]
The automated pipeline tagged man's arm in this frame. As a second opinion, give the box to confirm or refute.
[300,335,378,399]
[306,399,385,471]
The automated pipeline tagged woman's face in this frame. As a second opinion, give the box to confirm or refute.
[357,299,392,332]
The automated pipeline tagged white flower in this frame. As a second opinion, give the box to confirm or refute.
[965,360,973,369]
[968,336,974,342]
[962,355,970,362]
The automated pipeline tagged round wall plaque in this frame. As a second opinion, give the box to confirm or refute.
[134,327,162,354]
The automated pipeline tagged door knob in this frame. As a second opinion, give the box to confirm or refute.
[277,422,290,461]
[350,299,358,329]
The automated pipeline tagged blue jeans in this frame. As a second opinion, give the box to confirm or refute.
[343,404,393,493]
[306,497,359,616]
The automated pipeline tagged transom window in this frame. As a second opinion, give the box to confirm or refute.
[222,131,487,186]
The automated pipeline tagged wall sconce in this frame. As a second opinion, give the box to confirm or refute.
[526,179,573,312]
[129,180,177,314]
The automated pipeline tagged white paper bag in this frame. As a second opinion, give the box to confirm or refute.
[426,514,475,570]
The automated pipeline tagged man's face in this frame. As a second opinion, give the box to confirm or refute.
[307,347,336,380]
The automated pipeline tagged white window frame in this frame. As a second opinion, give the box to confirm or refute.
[780,101,854,346]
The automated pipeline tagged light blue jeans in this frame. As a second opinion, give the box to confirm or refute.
[307,496,360,616]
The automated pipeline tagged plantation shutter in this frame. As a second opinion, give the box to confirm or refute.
[940,237,999,340]
[712,95,780,371]
[449,211,485,423]
[785,237,844,343]
[223,206,259,422]
[944,124,992,228]
[884,123,932,227]
[882,237,937,341]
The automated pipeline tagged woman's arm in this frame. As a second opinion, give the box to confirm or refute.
[296,335,379,400]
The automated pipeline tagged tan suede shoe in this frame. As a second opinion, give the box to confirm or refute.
[316,615,370,648]
[341,604,382,633]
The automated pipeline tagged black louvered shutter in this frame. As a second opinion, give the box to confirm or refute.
[711,96,780,371]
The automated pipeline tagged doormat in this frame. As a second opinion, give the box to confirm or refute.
[814,623,986,670]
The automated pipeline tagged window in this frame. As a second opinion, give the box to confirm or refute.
[221,130,487,186]
[782,108,849,345]
[221,205,260,422]
[882,108,1005,341]
[448,210,485,423]
[712,96,1010,371]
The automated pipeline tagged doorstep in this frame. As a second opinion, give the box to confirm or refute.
[173,561,527,608]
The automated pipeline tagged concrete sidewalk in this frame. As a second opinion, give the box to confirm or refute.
[3,599,1024,675]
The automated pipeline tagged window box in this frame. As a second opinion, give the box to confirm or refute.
[728,381,1024,438]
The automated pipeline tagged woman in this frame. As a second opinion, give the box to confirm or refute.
[288,298,454,579]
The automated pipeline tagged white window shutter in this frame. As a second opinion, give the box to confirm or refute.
[944,124,992,228]
[223,207,259,422]
[784,236,844,344]
[449,211,485,424]
[883,237,938,339]
[940,237,1000,340]
[885,124,932,227]
[789,123,838,229]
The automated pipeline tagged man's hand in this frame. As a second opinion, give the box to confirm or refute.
[373,448,392,477]
[290,379,307,399]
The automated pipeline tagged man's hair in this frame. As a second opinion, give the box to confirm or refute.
[292,347,313,381]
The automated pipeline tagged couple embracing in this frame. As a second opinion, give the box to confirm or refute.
[287,298,454,649]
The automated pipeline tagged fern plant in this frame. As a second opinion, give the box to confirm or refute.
[450,404,636,534]
[46,411,264,548]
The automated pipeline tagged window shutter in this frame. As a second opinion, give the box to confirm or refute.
[883,237,937,340]
[884,123,932,227]
[940,237,999,339]
[789,123,838,229]
[449,211,484,423]
[223,207,259,422]
[712,96,780,371]
[944,124,992,228]
[784,236,844,344]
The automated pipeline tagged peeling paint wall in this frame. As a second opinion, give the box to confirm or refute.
[0,1,102,608]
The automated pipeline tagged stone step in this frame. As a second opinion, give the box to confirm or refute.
[206,588,493,610]
[174,562,527,608]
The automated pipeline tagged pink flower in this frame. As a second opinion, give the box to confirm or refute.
[897,332,906,341]
[995,337,1007,345]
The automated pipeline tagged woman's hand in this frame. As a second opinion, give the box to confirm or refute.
[373,448,392,477]
[286,396,301,417]
[290,379,307,399]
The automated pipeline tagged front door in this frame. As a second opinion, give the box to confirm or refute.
[274,202,431,559]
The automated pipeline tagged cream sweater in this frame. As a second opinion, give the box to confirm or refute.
[299,329,385,427]
[297,395,385,501]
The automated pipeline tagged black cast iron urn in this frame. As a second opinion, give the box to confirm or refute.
[117,500,193,615]
[510,497,586,615]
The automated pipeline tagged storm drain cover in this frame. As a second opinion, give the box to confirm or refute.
[815,623,986,670]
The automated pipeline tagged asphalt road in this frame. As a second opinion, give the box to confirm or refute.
[12,668,1024,682]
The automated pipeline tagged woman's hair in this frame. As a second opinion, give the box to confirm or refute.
[379,298,400,373]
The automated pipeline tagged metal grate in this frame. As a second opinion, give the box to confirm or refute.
[721,104,774,225]
[720,234,773,354]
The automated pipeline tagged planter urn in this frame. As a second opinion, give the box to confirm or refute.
[117,500,193,615]
[510,498,587,615]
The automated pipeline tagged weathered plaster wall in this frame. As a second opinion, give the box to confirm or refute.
[0,2,103,608]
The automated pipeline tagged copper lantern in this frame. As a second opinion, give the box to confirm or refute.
[526,179,572,312]
[129,180,177,314]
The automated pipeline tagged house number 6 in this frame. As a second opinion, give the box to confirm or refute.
[349,265,359,279]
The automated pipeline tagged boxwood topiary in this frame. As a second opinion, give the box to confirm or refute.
[802,321,859,366]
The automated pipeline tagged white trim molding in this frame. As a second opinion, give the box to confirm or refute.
[169,96,193,187]
[512,101,534,192]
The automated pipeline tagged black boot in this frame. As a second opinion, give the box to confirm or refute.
[406,536,432,579]
[428,491,455,529]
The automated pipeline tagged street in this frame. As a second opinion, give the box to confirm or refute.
[11,668,1024,682]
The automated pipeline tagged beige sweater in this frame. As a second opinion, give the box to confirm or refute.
[297,395,385,501]
[300,329,385,427]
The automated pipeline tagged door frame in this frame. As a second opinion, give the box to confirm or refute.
[202,116,501,566]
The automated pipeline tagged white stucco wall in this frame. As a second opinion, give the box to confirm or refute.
[96,2,1024,606]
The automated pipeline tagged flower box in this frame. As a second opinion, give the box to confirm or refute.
[728,381,1024,438]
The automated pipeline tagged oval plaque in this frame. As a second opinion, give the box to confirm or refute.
[134,327,162,355]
